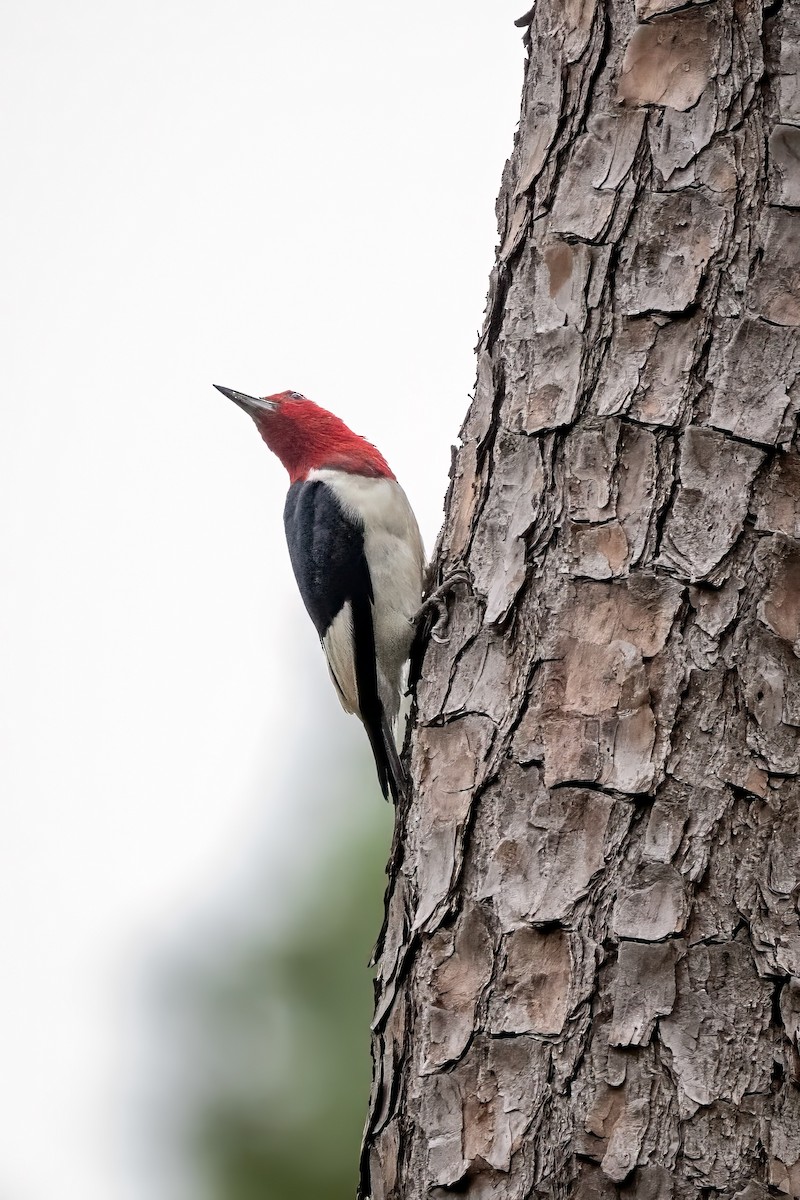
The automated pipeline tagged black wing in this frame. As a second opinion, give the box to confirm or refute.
[283,478,371,638]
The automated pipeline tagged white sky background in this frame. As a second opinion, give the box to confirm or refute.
[1,4,522,1198]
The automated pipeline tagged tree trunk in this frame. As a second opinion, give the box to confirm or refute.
[361,2,800,1197]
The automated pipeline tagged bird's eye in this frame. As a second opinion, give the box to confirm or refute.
[289,390,304,400]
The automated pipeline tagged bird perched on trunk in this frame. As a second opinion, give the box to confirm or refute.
[215,385,425,803]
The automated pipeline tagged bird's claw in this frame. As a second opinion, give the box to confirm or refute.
[417,569,471,644]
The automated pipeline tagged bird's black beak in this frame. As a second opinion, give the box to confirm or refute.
[214,385,278,414]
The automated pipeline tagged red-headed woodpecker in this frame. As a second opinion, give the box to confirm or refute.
[215,386,425,803]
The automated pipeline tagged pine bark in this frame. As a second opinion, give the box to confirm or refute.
[361,2,800,1196]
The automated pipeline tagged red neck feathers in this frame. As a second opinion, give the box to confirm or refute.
[253,392,395,485]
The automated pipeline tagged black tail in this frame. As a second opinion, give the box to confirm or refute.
[361,705,407,804]
[350,577,408,804]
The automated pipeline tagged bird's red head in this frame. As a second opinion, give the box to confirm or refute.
[214,387,395,484]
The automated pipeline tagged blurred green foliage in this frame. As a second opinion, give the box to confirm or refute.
[160,750,393,1200]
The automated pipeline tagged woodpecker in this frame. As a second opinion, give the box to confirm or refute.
[215,386,425,803]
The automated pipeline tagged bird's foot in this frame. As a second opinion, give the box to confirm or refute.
[416,568,471,644]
